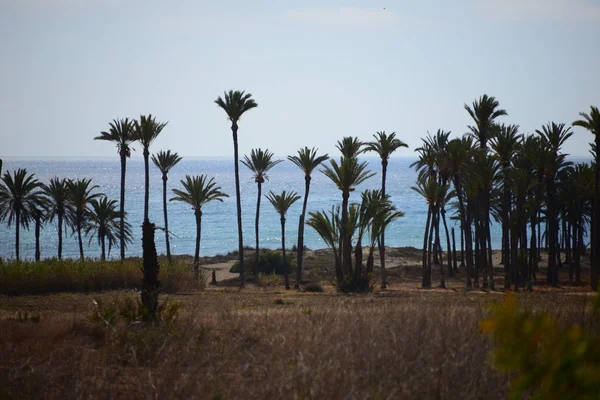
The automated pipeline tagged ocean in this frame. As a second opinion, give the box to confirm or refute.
[1,155,579,261]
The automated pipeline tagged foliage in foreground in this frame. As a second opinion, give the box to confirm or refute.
[0,258,204,295]
[481,294,600,399]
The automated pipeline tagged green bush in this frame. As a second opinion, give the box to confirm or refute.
[481,294,600,399]
[229,251,295,275]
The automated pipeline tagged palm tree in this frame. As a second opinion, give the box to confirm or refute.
[266,190,301,290]
[85,197,132,261]
[66,178,102,261]
[308,206,342,283]
[490,124,521,289]
[94,118,135,260]
[42,177,72,260]
[321,152,375,281]
[32,201,49,261]
[536,122,573,286]
[170,175,228,279]
[133,114,168,223]
[241,148,283,273]
[152,150,183,263]
[215,90,258,287]
[288,147,329,288]
[364,131,408,288]
[573,106,600,289]
[0,169,45,261]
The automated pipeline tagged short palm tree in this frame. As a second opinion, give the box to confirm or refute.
[321,155,375,278]
[42,177,72,260]
[307,206,342,283]
[215,90,258,287]
[134,114,168,223]
[266,190,301,290]
[241,148,282,274]
[85,196,132,260]
[364,131,408,288]
[288,147,329,288]
[94,118,135,259]
[573,106,600,288]
[0,169,45,261]
[66,178,102,261]
[152,150,183,263]
[170,175,228,278]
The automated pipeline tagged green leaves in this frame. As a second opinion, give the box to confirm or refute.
[241,148,282,183]
[214,90,258,123]
[170,175,228,213]
[266,190,301,218]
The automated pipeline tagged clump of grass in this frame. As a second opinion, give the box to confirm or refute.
[302,282,324,292]
[0,258,204,296]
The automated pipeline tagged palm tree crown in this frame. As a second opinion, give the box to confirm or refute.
[465,94,507,148]
[241,148,282,184]
[266,190,301,220]
[288,147,329,178]
[152,150,182,179]
[364,131,408,161]
[573,106,600,136]
[94,118,135,158]
[134,115,168,153]
[214,90,258,126]
[0,169,45,229]
[170,175,229,213]
[321,157,375,194]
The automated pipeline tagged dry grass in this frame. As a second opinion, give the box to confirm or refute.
[1,289,595,399]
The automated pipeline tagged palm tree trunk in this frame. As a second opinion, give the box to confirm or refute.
[502,181,511,290]
[162,174,172,263]
[435,206,445,288]
[487,224,494,290]
[295,175,311,289]
[232,124,245,287]
[281,216,290,290]
[341,191,351,279]
[143,149,150,223]
[15,209,20,261]
[441,208,453,277]
[380,159,388,289]
[254,181,261,275]
[422,206,432,288]
[120,153,127,260]
[452,227,458,272]
[141,220,160,321]
[58,214,63,260]
[194,211,202,279]
[77,217,84,261]
[101,234,106,261]
[35,216,41,262]
[574,218,581,285]
[547,182,558,287]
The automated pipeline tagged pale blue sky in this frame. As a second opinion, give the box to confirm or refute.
[1,0,598,158]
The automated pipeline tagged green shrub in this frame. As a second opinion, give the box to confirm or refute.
[90,296,181,326]
[302,282,324,292]
[0,258,204,296]
[229,251,295,275]
[481,294,600,399]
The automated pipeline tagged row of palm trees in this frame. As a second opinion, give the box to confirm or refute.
[411,96,599,290]
[0,172,132,261]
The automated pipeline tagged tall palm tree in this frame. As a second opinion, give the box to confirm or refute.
[85,196,132,261]
[133,114,168,223]
[490,124,521,289]
[66,178,102,261]
[465,95,507,290]
[32,200,49,261]
[171,175,228,278]
[573,106,600,289]
[94,118,135,260]
[266,190,301,290]
[152,150,182,263]
[536,122,573,286]
[0,169,45,261]
[321,154,375,280]
[364,131,408,288]
[215,90,258,287]
[42,177,71,260]
[241,148,282,273]
[288,147,329,289]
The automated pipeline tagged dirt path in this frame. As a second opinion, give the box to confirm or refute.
[201,261,238,282]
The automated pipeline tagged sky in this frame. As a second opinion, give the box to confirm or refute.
[0,0,598,159]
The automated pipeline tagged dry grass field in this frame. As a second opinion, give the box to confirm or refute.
[0,248,595,399]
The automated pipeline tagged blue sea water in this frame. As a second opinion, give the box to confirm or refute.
[0,155,549,260]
